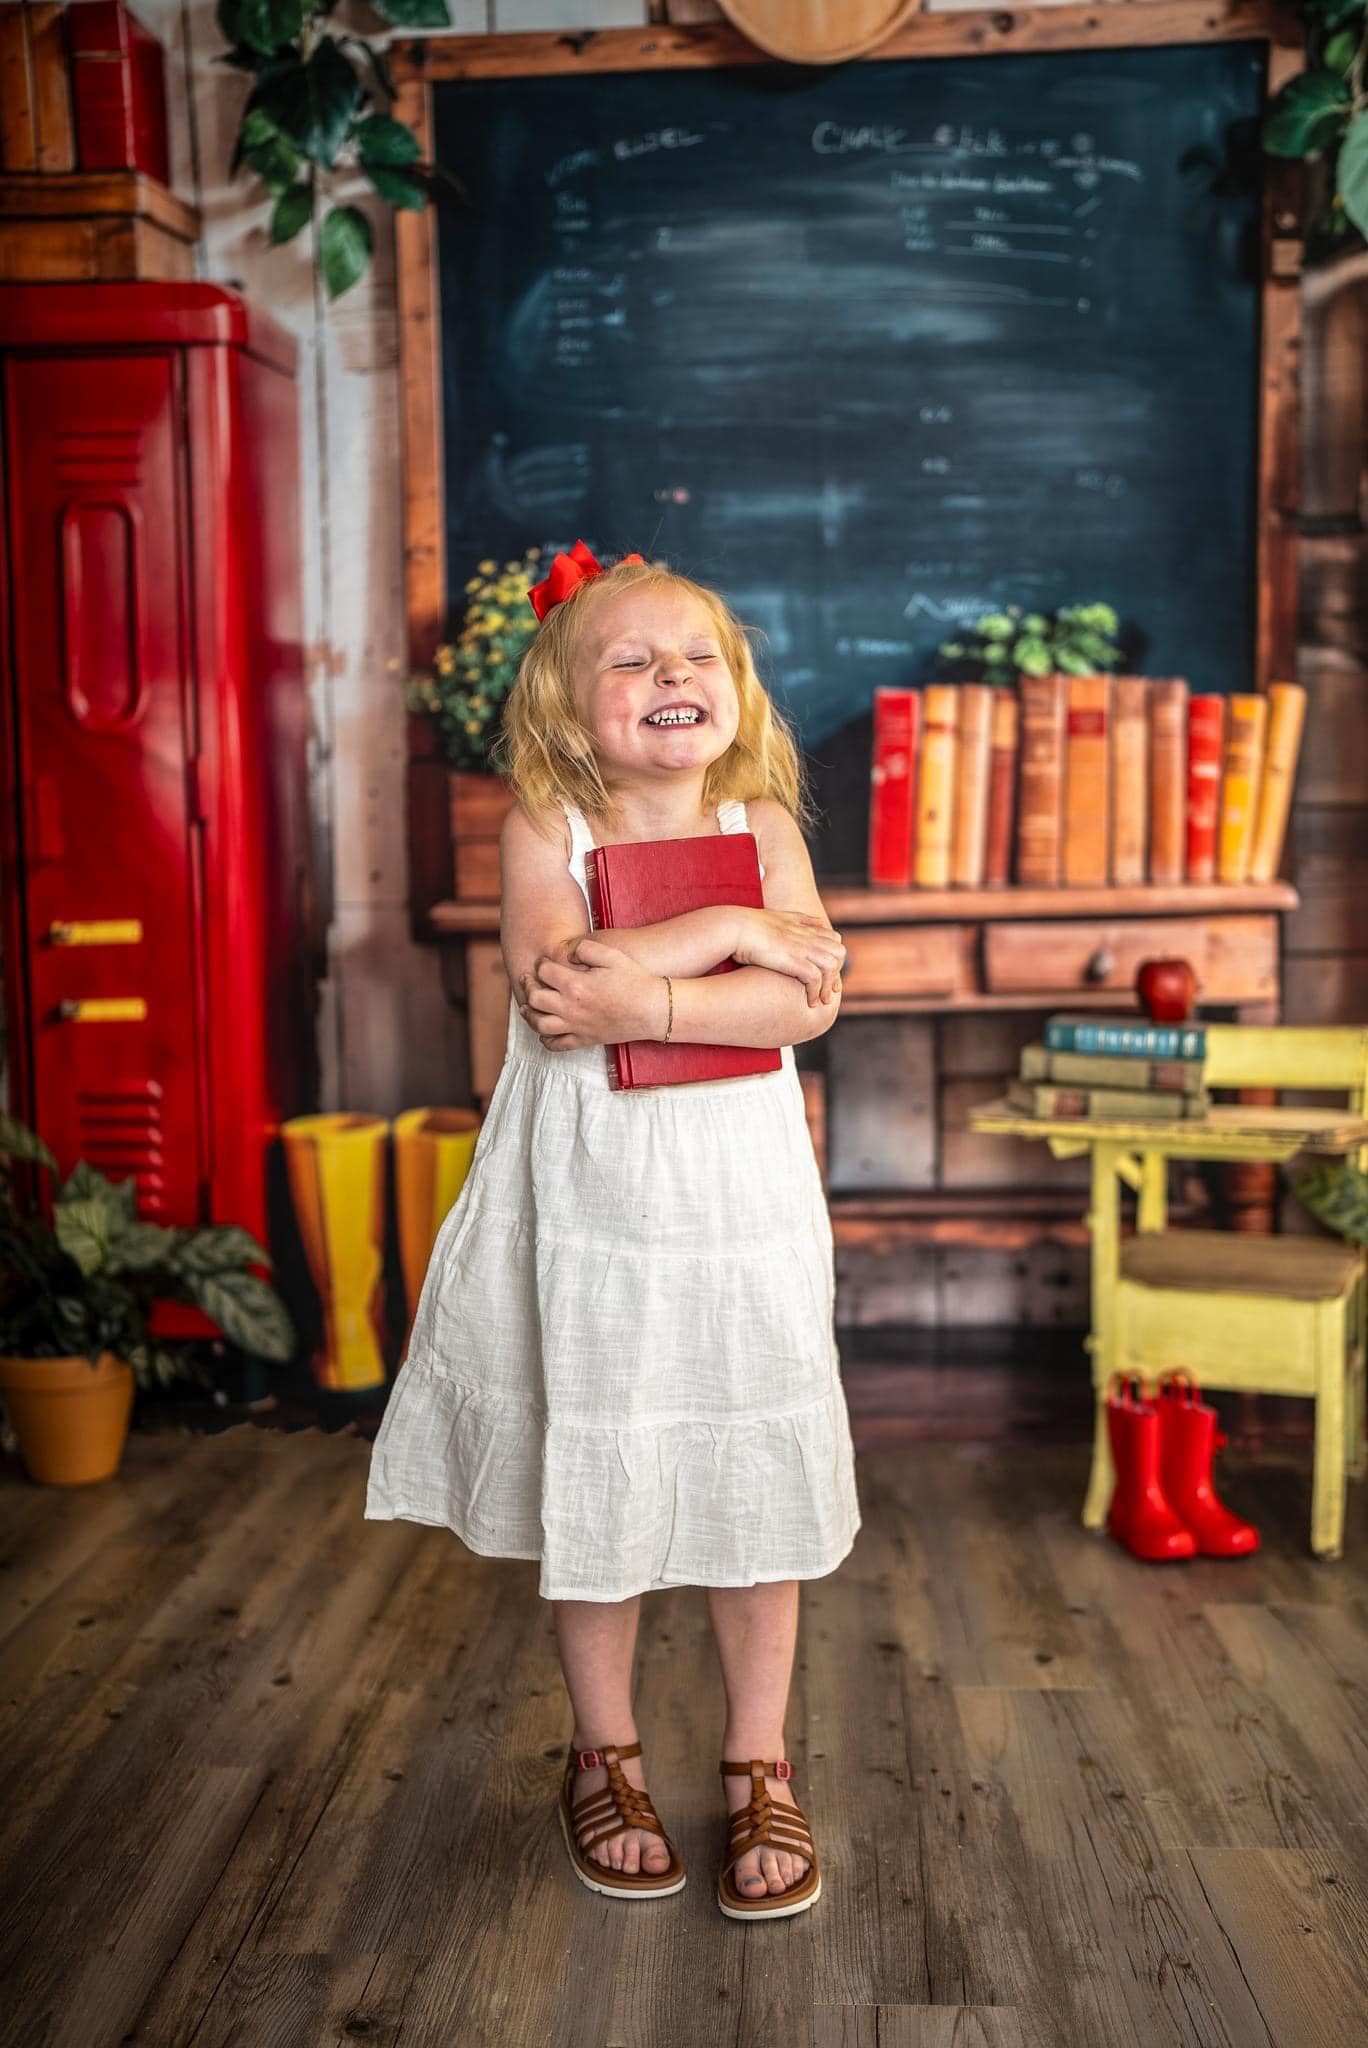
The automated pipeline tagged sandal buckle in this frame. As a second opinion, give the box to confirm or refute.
[774,1759,793,1780]
[577,1748,601,1769]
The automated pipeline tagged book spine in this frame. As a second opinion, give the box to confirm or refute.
[1148,678,1189,886]
[1247,681,1306,883]
[867,687,919,888]
[1020,1044,1206,1094]
[1216,692,1268,883]
[29,4,73,170]
[1044,1015,1207,1059]
[1062,673,1111,885]
[1184,694,1225,883]
[69,0,169,185]
[914,684,957,888]
[951,683,993,886]
[1009,1078,1206,1121]
[1016,672,1066,887]
[0,6,36,169]
[1110,677,1149,886]
[582,847,624,1091]
[983,688,1018,887]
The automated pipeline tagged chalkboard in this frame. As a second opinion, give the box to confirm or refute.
[430,40,1267,872]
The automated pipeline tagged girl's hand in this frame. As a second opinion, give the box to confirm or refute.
[729,907,846,1005]
[518,937,666,1050]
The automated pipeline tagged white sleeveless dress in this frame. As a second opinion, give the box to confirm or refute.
[363,797,862,1602]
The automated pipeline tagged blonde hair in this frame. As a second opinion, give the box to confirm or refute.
[491,557,814,837]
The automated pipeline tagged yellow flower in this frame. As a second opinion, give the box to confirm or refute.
[526,547,542,559]
[472,695,486,708]
[478,558,496,574]
[485,612,505,630]
[435,647,455,675]
[504,560,521,572]
[465,719,481,733]
[464,577,481,593]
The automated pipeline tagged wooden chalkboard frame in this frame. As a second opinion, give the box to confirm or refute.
[393,2,1303,927]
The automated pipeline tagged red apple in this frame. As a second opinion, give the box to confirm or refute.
[1135,957,1198,1023]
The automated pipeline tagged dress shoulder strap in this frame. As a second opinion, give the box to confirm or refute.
[717,798,765,879]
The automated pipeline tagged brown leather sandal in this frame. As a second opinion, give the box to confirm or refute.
[557,1739,686,1899]
[717,1756,822,1919]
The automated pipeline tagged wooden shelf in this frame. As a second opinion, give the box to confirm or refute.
[428,879,1299,938]
[817,881,1299,923]
[828,1191,1201,1252]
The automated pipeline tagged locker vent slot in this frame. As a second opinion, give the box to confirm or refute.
[76,1085,167,1218]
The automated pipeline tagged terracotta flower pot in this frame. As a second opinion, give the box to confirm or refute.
[0,1349,136,1486]
[448,770,516,901]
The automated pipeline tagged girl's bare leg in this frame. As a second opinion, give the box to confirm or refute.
[552,1595,672,1874]
[704,1579,809,1897]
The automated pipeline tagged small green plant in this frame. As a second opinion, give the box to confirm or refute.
[934,602,1123,687]
[1263,0,1368,255]
[1285,1155,1368,1244]
[0,1112,295,1388]
[216,0,457,298]
[407,550,543,772]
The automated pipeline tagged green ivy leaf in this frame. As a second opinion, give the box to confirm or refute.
[238,0,308,56]
[369,0,453,26]
[355,113,421,167]
[1263,71,1351,157]
[271,181,313,243]
[245,131,301,195]
[169,1224,274,1275]
[251,41,362,168]
[1338,114,1368,241]
[54,1197,117,1277]
[976,614,1015,641]
[364,162,427,210]
[1322,28,1360,71]
[320,204,373,296]
[110,1222,178,1272]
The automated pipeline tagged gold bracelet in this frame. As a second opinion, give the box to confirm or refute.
[662,975,674,1043]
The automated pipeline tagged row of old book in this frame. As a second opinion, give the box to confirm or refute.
[0,1,168,182]
[1005,1012,1211,1123]
[868,677,1306,891]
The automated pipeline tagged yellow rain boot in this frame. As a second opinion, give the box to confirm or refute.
[281,1113,389,1391]
[391,1108,482,1356]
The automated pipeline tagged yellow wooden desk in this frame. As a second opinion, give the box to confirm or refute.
[967,1092,1368,1553]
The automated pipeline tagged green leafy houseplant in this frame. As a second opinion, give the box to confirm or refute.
[934,603,1124,687]
[0,1113,295,1389]
[1263,0,1368,253]
[216,0,455,298]
[407,550,543,773]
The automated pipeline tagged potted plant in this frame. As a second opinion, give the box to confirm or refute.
[0,1113,295,1487]
[933,601,1124,686]
[406,549,542,900]
[1262,1,1368,260]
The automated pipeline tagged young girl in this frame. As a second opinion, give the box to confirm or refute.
[365,544,862,1920]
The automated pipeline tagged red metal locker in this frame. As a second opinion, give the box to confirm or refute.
[0,283,318,1258]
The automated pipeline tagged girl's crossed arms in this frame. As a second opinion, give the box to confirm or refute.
[500,797,846,1055]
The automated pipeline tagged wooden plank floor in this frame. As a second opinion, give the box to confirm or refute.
[1,1428,1365,2047]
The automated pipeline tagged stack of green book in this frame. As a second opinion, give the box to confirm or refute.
[1005,1014,1210,1122]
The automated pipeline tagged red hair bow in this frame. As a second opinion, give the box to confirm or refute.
[527,539,644,622]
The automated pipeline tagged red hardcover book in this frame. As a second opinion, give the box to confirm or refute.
[68,0,169,186]
[867,687,920,887]
[583,833,782,1090]
[1185,694,1225,882]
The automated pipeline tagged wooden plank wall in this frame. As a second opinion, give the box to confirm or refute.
[142,0,1366,1322]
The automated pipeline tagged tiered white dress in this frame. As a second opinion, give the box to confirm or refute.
[363,797,863,1602]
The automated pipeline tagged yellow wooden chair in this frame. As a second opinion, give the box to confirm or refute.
[1083,1025,1368,1559]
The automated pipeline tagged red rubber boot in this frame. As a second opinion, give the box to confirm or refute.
[1156,1371,1259,1557]
[1105,1374,1197,1561]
